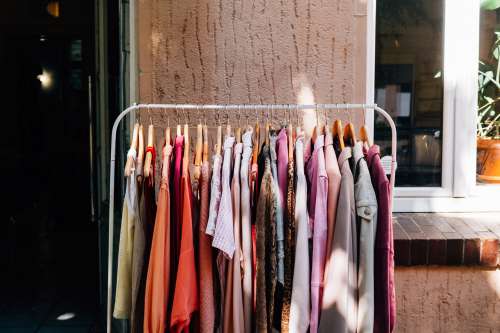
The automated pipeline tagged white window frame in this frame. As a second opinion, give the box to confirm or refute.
[367,0,500,212]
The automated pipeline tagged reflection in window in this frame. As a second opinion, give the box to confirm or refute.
[375,0,443,187]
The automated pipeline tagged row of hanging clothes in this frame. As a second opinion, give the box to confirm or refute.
[112,105,396,333]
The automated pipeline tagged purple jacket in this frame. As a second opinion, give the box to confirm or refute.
[366,145,396,333]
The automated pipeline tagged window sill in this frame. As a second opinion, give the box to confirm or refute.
[393,195,500,212]
[394,213,500,267]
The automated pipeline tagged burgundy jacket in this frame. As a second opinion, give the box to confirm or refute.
[366,145,396,333]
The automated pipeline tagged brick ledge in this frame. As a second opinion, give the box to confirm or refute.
[394,213,500,267]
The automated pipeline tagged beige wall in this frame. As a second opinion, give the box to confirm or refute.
[395,267,500,333]
[137,0,369,134]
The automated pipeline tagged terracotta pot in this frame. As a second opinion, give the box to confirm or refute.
[477,137,500,183]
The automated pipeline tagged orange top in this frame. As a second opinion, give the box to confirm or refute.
[170,161,199,333]
[143,145,172,333]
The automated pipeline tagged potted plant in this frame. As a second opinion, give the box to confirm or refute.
[477,1,500,183]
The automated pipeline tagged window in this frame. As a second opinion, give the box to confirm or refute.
[371,0,499,212]
[375,0,444,187]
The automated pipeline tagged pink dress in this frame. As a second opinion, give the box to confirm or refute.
[306,135,329,333]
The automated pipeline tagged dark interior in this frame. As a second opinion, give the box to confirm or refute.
[0,1,105,331]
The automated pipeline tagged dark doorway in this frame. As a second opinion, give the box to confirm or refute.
[0,1,103,332]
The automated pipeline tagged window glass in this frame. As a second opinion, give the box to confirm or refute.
[375,0,444,187]
[477,7,500,185]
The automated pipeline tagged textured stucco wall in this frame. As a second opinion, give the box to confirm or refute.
[137,0,368,133]
[395,267,500,333]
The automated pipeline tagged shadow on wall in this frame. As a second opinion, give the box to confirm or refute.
[394,266,500,333]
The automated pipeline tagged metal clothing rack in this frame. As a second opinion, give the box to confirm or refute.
[106,103,397,333]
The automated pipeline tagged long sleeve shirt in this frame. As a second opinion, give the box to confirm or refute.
[223,142,245,333]
[367,145,396,333]
[289,132,310,333]
[319,147,358,333]
[306,135,329,333]
[198,161,216,333]
[213,136,236,258]
[144,144,173,333]
[353,142,378,333]
[114,148,138,319]
[170,159,199,333]
[240,130,254,333]
[321,132,342,322]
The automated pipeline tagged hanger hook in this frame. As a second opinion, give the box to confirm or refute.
[238,104,245,127]
[296,104,299,127]
[315,104,319,127]
[321,104,327,125]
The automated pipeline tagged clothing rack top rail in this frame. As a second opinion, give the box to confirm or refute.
[106,103,397,333]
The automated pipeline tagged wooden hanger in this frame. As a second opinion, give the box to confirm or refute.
[193,123,203,180]
[265,121,270,146]
[124,122,139,176]
[265,106,271,146]
[359,125,372,149]
[165,122,171,147]
[144,123,155,177]
[236,119,242,143]
[287,121,294,161]
[162,126,171,180]
[203,124,209,163]
[176,107,182,136]
[332,119,345,150]
[216,124,222,155]
[183,123,190,168]
[252,121,260,164]
[295,104,302,140]
[137,124,145,176]
[312,105,320,144]
[343,122,357,146]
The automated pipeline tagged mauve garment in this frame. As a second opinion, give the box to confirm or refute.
[367,145,396,333]
[114,148,138,319]
[170,159,199,333]
[281,130,295,333]
[276,128,288,284]
[223,142,245,333]
[240,130,254,333]
[289,132,310,333]
[306,135,328,333]
[318,147,357,333]
[144,144,172,333]
[321,132,342,320]
[198,161,215,333]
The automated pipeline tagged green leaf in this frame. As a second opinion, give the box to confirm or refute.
[494,46,500,60]
[481,0,500,10]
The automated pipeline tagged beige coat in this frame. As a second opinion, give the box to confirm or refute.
[318,147,357,333]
